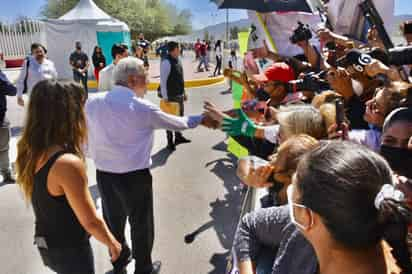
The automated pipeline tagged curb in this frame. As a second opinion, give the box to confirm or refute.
[87,75,225,91]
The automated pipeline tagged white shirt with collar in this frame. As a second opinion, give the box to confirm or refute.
[98,63,115,92]
[86,85,203,173]
[16,56,57,97]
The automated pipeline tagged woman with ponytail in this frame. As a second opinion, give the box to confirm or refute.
[289,141,412,274]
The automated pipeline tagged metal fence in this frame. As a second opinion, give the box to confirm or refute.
[0,20,44,58]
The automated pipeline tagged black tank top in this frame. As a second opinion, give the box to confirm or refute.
[32,151,90,248]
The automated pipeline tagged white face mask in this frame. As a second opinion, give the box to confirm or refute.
[287,184,313,230]
[351,79,364,97]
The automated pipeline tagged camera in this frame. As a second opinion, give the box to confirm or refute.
[287,72,330,93]
[290,22,313,44]
[389,46,412,67]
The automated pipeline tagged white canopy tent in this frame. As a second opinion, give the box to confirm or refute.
[45,0,130,79]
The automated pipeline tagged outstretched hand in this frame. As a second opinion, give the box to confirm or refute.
[221,109,257,137]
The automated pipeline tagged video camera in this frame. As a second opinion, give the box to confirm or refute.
[287,71,330,93]
[290,22,312,44]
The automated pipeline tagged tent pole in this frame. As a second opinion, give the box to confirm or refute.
[226,9,229,47]
[256,12,278,53]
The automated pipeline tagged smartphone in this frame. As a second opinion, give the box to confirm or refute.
[335,98,345,131]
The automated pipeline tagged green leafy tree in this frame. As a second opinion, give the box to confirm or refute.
[230,26,239,40]
[41,0,192,41]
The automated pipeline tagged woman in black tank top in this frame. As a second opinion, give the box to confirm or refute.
[15,80,122,274]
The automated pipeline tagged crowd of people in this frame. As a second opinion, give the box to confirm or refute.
[0,9,412,274]
[201,18,412,274]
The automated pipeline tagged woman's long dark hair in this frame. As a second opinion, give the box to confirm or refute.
[215,40,221,51]
[16,80,87,202]
[296,141,412,273]
[92,46,102,56]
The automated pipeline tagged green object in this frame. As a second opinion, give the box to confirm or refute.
[222,109,257,137]
[231,71,244,109]
[228,137,249,158]
[238,31,250,57]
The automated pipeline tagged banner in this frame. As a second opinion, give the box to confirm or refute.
[238,31,250,57]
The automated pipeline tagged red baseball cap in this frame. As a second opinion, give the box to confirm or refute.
[252,62,295,83]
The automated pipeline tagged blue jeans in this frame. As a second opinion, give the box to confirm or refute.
[38,244,94,274]
[198,56,208,71]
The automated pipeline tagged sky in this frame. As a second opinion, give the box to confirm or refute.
[0,0,412,29]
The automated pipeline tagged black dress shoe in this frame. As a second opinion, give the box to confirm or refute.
[175,136,191,145]
[166,143,176,151]
[135,261,162,274]
[113,268,127,274]
[2,170,15,184]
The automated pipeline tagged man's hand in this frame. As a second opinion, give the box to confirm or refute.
[204,101,228,124]
[17,96,24,107]
[317,28,334,42]
[201,115,220,129]
[252,40,270,59]
[327,122,349,140]
[237,162,274,188]
[365,59,401,81]
[326,67,354,101]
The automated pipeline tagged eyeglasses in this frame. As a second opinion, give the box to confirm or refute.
[286,184,313,230]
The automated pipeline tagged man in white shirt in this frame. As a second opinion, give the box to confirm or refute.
[98,44,129,92]
[16,43,57,106]
[86,57,204,274]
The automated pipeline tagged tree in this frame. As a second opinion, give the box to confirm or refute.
[204,30,210,41]
[230,26,239,40]
[41,0,193,41]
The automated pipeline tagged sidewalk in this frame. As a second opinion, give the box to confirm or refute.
[3,52,220,85]
[148,52,218,84]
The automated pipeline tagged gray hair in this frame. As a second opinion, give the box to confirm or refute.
[277,105,326,140]
[113,57,145,86]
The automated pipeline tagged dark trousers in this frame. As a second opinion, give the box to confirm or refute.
[96,169,154,274]
[38,244,94,274]
[167,97,185,145]
[73,70,89,94]
[214,55,222,76]
[232,135,276,160]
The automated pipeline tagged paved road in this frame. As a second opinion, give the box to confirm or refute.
[0,83,243,274]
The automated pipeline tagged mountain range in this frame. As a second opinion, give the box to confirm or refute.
[182,14,412,43]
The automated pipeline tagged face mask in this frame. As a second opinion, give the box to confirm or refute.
[351,79,364,97]
[380,145,412,178]
[287,184,313,230]
[76,46,82,50]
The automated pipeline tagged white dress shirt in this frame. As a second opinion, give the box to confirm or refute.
[86,85,203,173]
[98,64,115,92]
[16,56,57,97]
[160,58,171,100]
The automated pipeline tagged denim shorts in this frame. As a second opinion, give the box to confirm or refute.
[38,244,95,274]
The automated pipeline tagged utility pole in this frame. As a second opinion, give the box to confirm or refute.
[226,9,229,48]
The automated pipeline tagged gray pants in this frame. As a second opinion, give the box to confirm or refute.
[0,123,10,172]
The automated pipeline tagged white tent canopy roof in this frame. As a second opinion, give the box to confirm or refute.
[59,0,112,21]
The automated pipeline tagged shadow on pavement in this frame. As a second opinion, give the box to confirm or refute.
[151,147,174,169]
[184,142,242,274]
